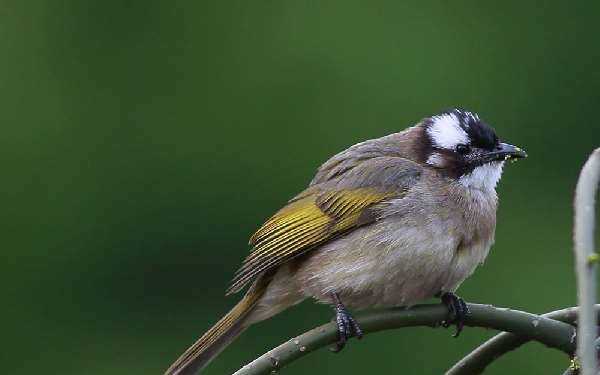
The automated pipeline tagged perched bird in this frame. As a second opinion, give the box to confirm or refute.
[165,108,527,375]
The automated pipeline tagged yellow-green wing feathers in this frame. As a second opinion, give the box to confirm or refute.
[226,188,394,294]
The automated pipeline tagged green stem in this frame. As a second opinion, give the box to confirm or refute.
[573,148,600,375]
[233,303,576,375]
[447,306,600,374]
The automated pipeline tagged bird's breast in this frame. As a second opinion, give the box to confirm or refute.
[295,217,466,308]
[294,184,497,309]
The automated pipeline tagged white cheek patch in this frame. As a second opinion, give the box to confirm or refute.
[426,152,444,167]
[427,113,469,150]
[459,161,505,191]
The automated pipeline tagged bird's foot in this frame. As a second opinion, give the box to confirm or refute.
[440,292,469,337]
[330,293,363,352]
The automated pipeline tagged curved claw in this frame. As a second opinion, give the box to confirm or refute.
[330,293,363,352]
[440,292,470,337]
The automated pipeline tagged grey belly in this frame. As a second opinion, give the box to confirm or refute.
[292,218,483,310]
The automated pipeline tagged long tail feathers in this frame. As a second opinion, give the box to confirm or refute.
[164,279,269,375]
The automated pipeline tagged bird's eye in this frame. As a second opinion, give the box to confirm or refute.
[455,144,471,155]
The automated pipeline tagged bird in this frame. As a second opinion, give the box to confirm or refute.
[165,108,527,375]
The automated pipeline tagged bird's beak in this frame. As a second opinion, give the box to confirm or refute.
[483,142,528,163]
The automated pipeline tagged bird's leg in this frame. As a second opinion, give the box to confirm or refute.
[440,291,469,337]
[330,292,363,352]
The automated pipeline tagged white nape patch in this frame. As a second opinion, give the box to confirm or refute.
[459,161,505,191]
[427,113,469,149]
[426,152,444,167]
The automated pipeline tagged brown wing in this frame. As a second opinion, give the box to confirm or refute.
[226,188,394,294]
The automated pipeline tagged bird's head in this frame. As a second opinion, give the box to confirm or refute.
[420,109,527,191]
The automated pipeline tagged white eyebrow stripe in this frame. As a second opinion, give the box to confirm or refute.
[427,113,469,149]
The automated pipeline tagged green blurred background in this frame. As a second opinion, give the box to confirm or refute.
[3,1,600,374]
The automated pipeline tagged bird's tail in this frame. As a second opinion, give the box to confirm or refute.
[164,278,269,375]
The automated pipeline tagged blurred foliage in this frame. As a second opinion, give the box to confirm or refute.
[2,1,599,374]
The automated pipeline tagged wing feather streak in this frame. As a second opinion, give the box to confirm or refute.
[227,157,422,294]
[226,189,394,294]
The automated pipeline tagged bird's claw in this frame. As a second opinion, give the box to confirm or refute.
[330,299,363,352]
[440,292,469,337]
